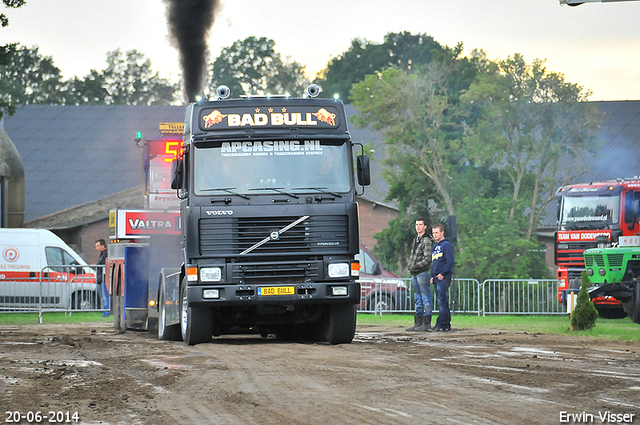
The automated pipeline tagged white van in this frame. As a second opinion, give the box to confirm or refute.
[0,229,98,311]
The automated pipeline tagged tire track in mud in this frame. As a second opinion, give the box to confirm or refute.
[2,323,640,424]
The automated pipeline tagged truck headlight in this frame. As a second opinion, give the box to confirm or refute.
[200,267,222,282]
[328,263,349,278]
[598,268,606,276]
[586,268,594,276]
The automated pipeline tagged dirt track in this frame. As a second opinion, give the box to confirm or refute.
[1,322,639,425]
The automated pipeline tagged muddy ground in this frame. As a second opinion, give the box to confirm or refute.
[0,322,639,425]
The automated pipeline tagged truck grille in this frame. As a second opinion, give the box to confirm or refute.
[584,254,604,267]
[606,254,624,268]
[230,261,320,285]
[557,241,598,267]
[199,215,348,257]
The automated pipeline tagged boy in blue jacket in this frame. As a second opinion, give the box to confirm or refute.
[430,223,454,331]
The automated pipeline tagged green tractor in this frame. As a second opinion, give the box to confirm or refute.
[583,241,640,324]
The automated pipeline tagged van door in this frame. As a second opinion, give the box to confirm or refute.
[44,247,97,309]
[41,247,70,307]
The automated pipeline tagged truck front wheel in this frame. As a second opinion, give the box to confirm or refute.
[180,279,213,345]
[324,304,356,345]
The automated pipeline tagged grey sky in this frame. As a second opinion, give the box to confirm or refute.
[3,0,639,100]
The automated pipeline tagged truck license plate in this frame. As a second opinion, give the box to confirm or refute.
[258,286,295,296]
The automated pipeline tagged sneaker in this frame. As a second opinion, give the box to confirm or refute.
[433,325,451,332]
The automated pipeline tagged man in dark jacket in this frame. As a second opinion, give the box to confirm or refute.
[406,218,433,332]
[95,239,110,317]
[430,223,454,331]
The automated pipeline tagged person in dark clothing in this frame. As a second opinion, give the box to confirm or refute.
[430,223,454,332]
[95,239,110,317]
[405,218,433,332]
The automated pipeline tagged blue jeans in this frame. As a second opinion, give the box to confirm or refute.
[434,276,451,328]
[100,281,110,317]
[412,271,432,316]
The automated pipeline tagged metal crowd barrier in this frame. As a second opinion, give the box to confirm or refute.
[357,277,413,315]
[0,264,107,321]
[356,277,565,316]
[0,269,566,318]
[480,279,566,315]
[357,277,482,316]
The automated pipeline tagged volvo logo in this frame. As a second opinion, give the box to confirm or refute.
[206,210,234,216]
[270,231,279,240]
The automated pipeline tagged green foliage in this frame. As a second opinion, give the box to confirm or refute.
[1,0,26,118]
[1,0,25,28]
[0,45,65,107]
[351,64,467,217]
[100,49,178,105]
[373,211,431,276]
[316,32,448,102]
[354,51,602,280]
[570,272,598,331]
[460,54,602,240]
[0,45,179,108]
[208,36,309,97]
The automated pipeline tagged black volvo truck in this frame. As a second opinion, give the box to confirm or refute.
[157,85,370,345]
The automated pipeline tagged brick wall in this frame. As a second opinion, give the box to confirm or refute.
[53,219,110,264]
[357,199,398,249]
[80,219,110,264]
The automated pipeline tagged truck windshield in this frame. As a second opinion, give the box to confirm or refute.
[193,139,351,196]
[559,195,620,230]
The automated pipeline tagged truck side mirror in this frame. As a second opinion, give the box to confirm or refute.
[170,158,183,190]
[357,155,371,186]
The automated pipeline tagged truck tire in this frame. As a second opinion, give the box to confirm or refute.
[633,284,640,325]
[158,279,181,341]
[324,304,356,345]
[180,279,213,345]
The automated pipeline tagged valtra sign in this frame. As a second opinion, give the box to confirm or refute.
[110,210,181,238]
[125,212,180,235]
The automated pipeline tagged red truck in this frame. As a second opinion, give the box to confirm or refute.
[555,178,640,316]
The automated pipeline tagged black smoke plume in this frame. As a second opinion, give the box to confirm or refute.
[164,0,220,102]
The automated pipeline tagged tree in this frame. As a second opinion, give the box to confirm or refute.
[1,0,27,118]
[0,45,66,107]
[207,36,309,97]
[0,46,179,107]
[0,0,25,28]
[350,45,480,272]
[460,54,602,241]
[352,50,599,280]
[63,70,108,106]
[316,32,447,102]
[101,49,179,105]
[570,271,598,331]
[352,64,466,222]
